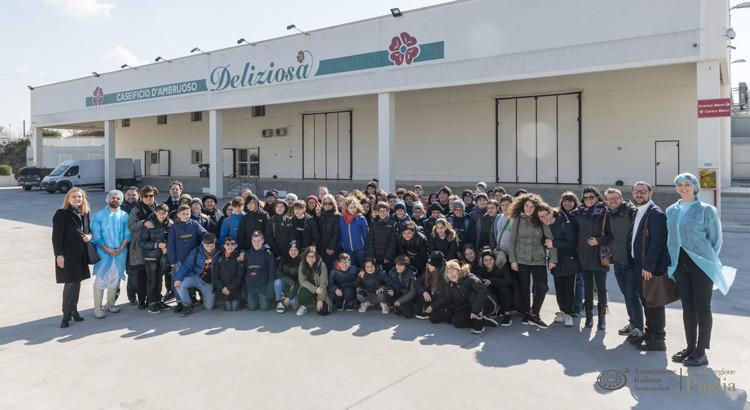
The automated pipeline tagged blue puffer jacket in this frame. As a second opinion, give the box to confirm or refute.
[167,219,208,265]
[243,245,276,296]
[339,214,369,252]
[174,246,218,282]
[327,264,360,293]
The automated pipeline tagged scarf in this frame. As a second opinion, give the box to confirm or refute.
[570,201,606,222]
[343,211,357,225]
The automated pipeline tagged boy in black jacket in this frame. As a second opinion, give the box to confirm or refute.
[384,255,417,318]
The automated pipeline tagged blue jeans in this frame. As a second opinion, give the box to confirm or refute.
[345,250,366,269]
[223,300,241,311]
[247,288,271,311]
[273,279,297,306]
[328,287,356,309]
[175,275,215,310]
[574,273,583,313]
[614,263,644,330]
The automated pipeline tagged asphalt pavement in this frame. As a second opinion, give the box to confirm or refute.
[0,186,747,409]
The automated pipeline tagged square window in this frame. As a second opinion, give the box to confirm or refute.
[252,106,266,117]
[122,119,130,127]
[157,115,167,125]
[191,112,202,122]
[191,150,203,164]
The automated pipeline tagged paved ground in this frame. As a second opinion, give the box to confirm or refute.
[0,186,747,409]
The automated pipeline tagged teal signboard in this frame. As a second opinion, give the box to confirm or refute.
[86,32,444,107]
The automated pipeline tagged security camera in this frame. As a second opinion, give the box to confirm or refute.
[725,28,737,40]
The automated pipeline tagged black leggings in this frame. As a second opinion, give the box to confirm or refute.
[517,264,548,316]
[674,249,713,353]
[415,292,450,323]
[582,269,608,305]
[449,295,498,328]
[554,275,576,315]
[297,287,330,316]
[385,293,415,318]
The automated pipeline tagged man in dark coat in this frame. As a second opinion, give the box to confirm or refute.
[629,182,670,351]
[237,194,273,252]
[366,202,398,271]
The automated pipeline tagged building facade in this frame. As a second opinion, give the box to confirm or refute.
[30,0,732,206]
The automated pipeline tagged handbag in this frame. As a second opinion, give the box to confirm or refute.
[639,208,679,308]
[86,242,101,265]
[599,212,613,266]
[71,212,100,265]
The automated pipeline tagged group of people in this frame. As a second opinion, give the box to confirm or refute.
[52,174,734,367]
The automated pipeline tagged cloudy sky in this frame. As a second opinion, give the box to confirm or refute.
[1,0,749,136]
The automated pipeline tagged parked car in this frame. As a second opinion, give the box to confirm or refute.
[17,167,53,191]
[41,158,142,193]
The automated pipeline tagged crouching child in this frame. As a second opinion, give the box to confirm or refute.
[356,257,388,313]
[383,255,417,318]
[213,237,245,311]
[173,233,219,317]
[327,253,359,311]
[243,231,276,311]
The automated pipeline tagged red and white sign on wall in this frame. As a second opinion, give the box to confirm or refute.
[697,98,731,118]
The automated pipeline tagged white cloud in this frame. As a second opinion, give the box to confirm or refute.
[106,46,149,67]
[44,0,115,18]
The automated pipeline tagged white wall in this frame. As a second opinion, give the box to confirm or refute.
[113,64,697,186]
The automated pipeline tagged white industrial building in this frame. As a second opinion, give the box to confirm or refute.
[29,0,732,207]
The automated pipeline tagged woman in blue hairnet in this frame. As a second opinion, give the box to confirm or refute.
[666,173,736,367]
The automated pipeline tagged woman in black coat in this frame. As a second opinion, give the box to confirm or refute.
[52,187,93,328]
[568,186,613,330]
[539,206,580,328]
[317,194,342,270]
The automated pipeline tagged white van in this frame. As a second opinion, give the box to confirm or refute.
[41,158,142,193]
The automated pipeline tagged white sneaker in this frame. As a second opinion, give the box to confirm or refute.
[276,302,285,314]
[296,306,307,316]
[554,312,565,323]
[564,314,573,327]
[358,302,370,313]
[380,303,390,314]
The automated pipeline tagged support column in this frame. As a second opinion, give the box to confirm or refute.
[377,93,395,193]
[32,127,43,167]
[104,120,116,192]
[209,110,224,198]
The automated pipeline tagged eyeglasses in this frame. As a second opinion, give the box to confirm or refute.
[582,195,596,201]
[143,194,155,198]
[323,202,333,206]
[632,190,649,195]
[224,242,237,247]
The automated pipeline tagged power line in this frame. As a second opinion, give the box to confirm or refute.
[0,70,66,81]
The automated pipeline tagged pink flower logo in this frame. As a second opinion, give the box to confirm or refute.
[297,51,305,63]
[92,87,103,106]
[388,32,420,66]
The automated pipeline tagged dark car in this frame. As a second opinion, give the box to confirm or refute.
[18,167,53,191]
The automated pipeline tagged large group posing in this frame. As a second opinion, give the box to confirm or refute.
[52,174,734,367]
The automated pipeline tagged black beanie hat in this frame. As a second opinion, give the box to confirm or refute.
[427,251,445,268]
[428,202,443,213]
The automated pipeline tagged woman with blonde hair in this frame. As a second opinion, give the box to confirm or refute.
[52,187,93,328]
[429,260,499,334]
[338,197,369,267]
